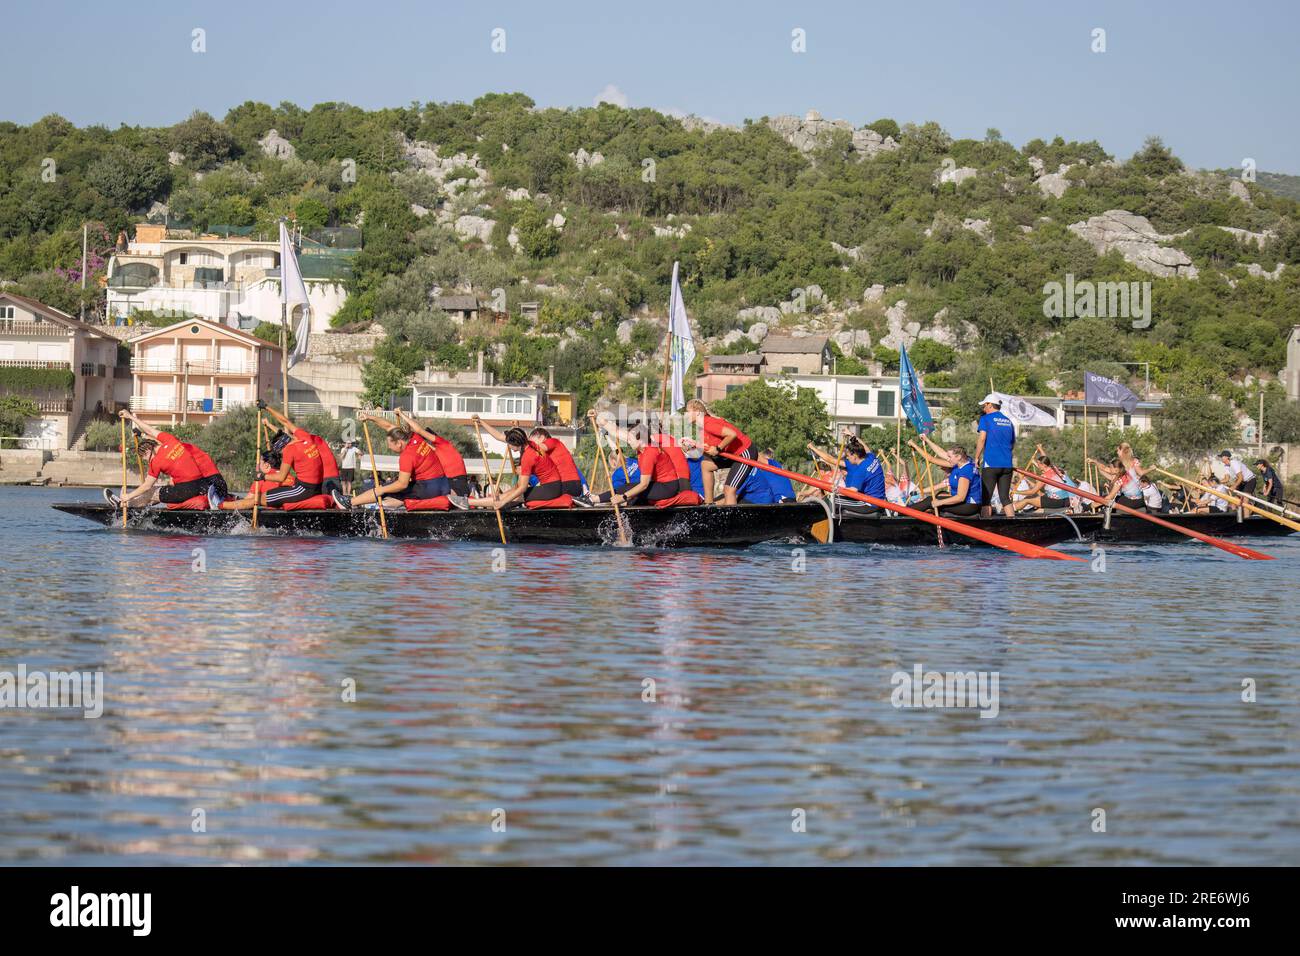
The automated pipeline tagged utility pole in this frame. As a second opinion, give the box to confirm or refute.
[80,223,88,322]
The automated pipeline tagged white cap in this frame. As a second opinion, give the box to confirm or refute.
[980,393,1001,406]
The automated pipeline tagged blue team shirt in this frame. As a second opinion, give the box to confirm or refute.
[688,457,704,497]
[739,468,777,503]
[762,458,797,501]
[611,460,640,488]
[842,453,886,499]
[978,412,1016,468]
[948,460,982,504]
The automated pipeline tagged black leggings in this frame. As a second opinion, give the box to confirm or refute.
[981,467,1013,507]
[913,497,980,517]
[447,475,470,496]
[159,474,226,503]
[596,481,678,505]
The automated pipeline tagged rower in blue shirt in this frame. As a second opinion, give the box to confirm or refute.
[909,435,983,516]
[757,448,797,502]
[810,437,886,512]
[974,394,1017,518]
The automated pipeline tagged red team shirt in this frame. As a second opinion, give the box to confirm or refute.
[542,437,581,484]
[282,430,324,485]
[149,433,204,483]
[638,446,679,485]
[427,433,467,478]
[702,416,751,455]
[520,445,562,485]
[398,435,445,481]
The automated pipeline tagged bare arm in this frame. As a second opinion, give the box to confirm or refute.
[118,409,160,441]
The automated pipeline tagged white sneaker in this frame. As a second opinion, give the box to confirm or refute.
[447,494,469,510]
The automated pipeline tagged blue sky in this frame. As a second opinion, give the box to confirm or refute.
[5,0,1297,172]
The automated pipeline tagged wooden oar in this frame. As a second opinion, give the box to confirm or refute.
[589,413,630,546]
[252,411,263,530]
[1153,467,1300,534]
[1015,467,1273,560]
[473,419,507,545]
[119,417,128,528]
[131,429,145,482]
[727,453,1081,561]
[362,421,389,540]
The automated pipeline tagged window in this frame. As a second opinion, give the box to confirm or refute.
[179,253,188,265]
[0,307,13,319]
[457,392,492,414]
[1122,413,1132,427]
[417,391,453,415]
[496,396,532,415]
[853,389,871,406]
[782,365,798,374]
[725,384,742,395]
[877,390,895,417]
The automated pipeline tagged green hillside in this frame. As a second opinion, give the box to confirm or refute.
[2,95,1299,449]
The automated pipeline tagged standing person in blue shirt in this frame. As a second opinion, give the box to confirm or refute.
[758,448,797,503]
[974,394,1017,518]
[810,437,885,512]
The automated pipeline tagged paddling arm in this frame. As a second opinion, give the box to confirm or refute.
[118,409,160,441]
[121,472,158,504]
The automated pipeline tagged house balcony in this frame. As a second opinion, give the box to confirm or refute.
[130,358,251,375]
[0,360,71,370]
[0,320,69,338]
[130,396,247,414]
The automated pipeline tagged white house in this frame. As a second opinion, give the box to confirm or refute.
[105,224,350,333]
[765,371,958,433]
[0,291,130,449]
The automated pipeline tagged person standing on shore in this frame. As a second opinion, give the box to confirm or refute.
[339,440,360,494]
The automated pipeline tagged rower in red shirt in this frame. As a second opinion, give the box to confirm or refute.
[468,426,572,510]
[682,399,755,506]
[331,411,456,509]
[258,403,342,498]
[395,409,470,496]
[593,423,701,508]
[106,410,229,509]
[474,418,586,497]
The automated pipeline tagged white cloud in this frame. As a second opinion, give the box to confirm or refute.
[593,84,629,108]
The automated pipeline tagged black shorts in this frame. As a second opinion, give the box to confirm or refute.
[1239,477,1257,496]
[447,475,470,497]
[159,473,226,504]
[1113,494,1145,510]
[562,479,585,497]
[264,480,323,506]
[981,467,1013,507]
[704,445,755,491]
[1039,495,1070,510]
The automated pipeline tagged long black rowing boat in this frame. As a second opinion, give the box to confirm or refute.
[51,501,830,548]
[50,501,1295,549]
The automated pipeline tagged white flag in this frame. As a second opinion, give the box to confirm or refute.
[991,392,1057,428]
[667,261,696,412]
[279,221,311,367]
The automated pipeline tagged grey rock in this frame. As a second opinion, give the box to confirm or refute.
[258,129,296,160]
[454,215,496,244]
[1245,263,1285,280]
[862,284,885,303]
[1229,179,1252,204]
[766,110,898,160]
[746,322,770,344]
[1067,210,1199,278]
[1036,164,1080,199]
[936,164,977,186]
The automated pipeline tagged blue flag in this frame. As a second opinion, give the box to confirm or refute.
[898,343,934,435]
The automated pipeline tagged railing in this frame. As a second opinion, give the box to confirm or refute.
[0,360,71,370]
[130,358,250,375]
[0,435,54,450]
[129,396,248,413]
[31,399,73,413]
[0,321,68,338]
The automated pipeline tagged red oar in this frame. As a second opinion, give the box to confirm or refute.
[1014,468,1273,561]
[723,452,1081,561]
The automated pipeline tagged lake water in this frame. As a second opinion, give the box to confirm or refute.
[1,485,1297,865]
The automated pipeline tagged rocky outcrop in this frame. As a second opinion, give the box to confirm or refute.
[746,322,770,344]
[962,218,992,242]
[831,241,863,260]
[1245,263,1285,280]
[258,129,296,160]
[935,164,977,186]
[1218,226,1272,247]
[1229,179,1252,204]
[766,110,899,160]
[454,215,495,244]
[1036,163,1081,199]
[1067,210,1199,278]
[738,306,782,326]
[570,148,605,169]
[862,284,885,303]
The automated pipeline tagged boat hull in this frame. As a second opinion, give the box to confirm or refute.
[834,511,1082,547]
[1076,511,1296,542]
[51,501,827,548]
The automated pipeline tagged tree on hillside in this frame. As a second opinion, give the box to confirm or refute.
[86,146,169,209]
[170,111,237,169]
[712,379,831,466]
[1153,391,1236,459]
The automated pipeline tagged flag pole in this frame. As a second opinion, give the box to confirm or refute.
[280,301,288,419]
